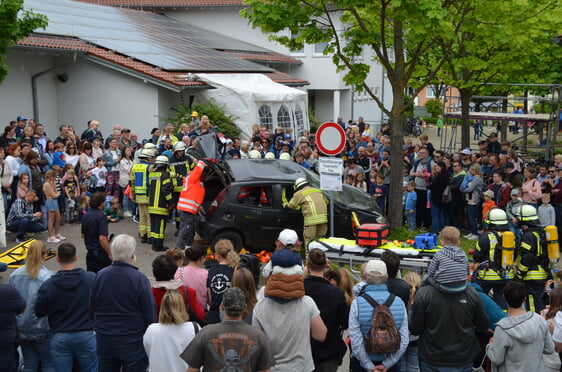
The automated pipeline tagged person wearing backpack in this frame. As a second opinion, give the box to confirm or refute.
[410,226,489,371]
[349,260,408,372]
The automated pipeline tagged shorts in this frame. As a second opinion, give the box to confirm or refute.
[45,198,59,212]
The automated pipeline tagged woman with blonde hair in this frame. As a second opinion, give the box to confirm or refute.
[9,240,54,371]
[542,288,562,372]
[402,271,422,372]
[143,290,199,372]
[232,268,258,324]
[206,239,239,324]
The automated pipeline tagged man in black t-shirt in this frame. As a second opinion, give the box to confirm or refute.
[81,192,111,273]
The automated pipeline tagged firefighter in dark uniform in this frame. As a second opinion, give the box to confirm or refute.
[148,155,173,251]
[515,204,549,313]
[169,141,195,235]
[473,208,514,310]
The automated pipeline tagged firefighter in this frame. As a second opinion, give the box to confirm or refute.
[148,155,173,251]
[515,204,549,313]
[169,141,195,235]
[473,208,514,310]
[282,177,328,250]
[176,160,207,249]
[130,147,154,243]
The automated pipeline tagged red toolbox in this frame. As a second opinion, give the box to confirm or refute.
[356,223,389,247]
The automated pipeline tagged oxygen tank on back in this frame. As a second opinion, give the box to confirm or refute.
[546,225,560,264]
[501,230,515,269]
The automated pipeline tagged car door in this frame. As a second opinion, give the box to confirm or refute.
[274,184,305,239]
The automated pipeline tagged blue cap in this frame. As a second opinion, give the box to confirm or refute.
[284,133,291,139]
[17,116,27,121]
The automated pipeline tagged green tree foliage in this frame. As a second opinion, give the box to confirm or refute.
[167,100,241,139]
[425,99,443,118]
[242,0,453,228]
[0,0,47,83]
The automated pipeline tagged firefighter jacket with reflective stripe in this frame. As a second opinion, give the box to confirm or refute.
[475,231,514,281]
[177,160,206,215]
[148,167,173,215]
[170,156,195,193]
[517,227,548,281]
[283,186,328,226]
[130,162,150,204]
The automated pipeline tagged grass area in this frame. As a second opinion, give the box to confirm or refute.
[388,226,477,258]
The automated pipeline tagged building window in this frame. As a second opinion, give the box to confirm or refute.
[259,105,273,130]
[295,105,305,136]
[277,105,291,129]
[426,85,443,99]
[290,33,304,55]
[314,41,329,55]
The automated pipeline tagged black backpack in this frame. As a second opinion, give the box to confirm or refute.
[361,294,401,354]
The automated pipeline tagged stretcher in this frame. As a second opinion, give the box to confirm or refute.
[308,237,440,273]
[0,239,57,269]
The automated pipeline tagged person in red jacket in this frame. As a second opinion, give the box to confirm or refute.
[488,170,511,210]
[176,160,206,249]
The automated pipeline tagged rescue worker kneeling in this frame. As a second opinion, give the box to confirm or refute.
[473,208,514,310]
[148,155,174,252]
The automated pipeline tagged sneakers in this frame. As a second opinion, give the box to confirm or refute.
[124,211,132,217]
[47,236,61,243]
[465,234,479,240]
[132,216,140,224]
[55,234,66,241]
[16,237,26,244]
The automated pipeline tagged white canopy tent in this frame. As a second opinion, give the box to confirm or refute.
[196,73,309,140]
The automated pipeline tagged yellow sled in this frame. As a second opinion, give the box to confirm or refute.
[0,239,57,268]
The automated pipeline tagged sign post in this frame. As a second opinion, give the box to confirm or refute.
[316,122,346,237]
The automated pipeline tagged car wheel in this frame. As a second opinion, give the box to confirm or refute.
[210,231,243,253]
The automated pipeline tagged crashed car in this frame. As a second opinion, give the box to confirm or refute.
[198,158,385,253]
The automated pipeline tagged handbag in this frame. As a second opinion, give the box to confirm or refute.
[442,185,453,204]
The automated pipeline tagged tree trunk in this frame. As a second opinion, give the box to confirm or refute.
[388,110,405,230]
[460,89,471,149]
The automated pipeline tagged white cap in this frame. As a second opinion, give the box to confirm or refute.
[460,148,472,155]
[278,229,298,246]
[264,152,275,159]
[365,260,387,277]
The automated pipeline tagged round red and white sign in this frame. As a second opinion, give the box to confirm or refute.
[316,122,346,156]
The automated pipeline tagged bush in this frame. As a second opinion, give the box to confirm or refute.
[424,99,443,118]
[165,100,241,139]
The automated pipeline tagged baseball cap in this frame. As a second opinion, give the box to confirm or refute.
[278,229,298,246]
[191,111,199,117]
[504,162,514,169]
[121,128,131,133]
[460,148,472,155]
[222,287,245,315]
[17,116,27,121]
[511,188,520,196]
[403,144,409,150]
[365,260,387,277]
[284,133,292,139]
[483,190,494,198]
[489,132,498,138]
[0,262,7,272]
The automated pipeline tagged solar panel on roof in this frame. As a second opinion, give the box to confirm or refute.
[25,0,274,72]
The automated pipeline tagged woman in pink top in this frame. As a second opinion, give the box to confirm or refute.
[521,166,542,207]
[174,243,208,310]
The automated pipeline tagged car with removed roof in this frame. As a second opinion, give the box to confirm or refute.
[197,158,385,253]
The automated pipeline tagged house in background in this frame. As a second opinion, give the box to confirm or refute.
[0,0,310,139]
[73,0,393,128]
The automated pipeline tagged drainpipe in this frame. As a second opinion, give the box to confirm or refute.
[31,53,77,122]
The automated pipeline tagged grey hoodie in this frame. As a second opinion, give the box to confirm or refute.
[486,312,554,372]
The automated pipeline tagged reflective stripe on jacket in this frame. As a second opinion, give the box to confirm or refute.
[177,161,206,215]
[285,186,328,226]
[130,162,150,204]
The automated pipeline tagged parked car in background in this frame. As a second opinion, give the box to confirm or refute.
[197,158,385,252]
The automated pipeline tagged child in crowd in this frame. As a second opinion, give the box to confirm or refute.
[53,142,66,168]
[482,190,497,230]
[352,261,368,297]
[43,170,64,243]
[427,226,469,291]
[538,193,556,226]
[62,168,80,224]
[17,173,30,199]
[404,180,417,231]
[51,165,65,223]
[77,194,90,224]
[104,197,121,222]
[353,171,367,192]
[90,157,107,193]
[345,174,354,185]
[370,173,388,212]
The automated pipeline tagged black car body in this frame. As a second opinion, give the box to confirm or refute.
[197,158,384,253]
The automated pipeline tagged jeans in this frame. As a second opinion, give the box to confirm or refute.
[51,331,98,372]
[0,345,18,372]
[430,204,444,234]
[405,210,416,231]
[97,337,148,372]
[400,344,419,372]
[419,359,472,372]
[20,337,56,372]
[8,218,46,239]
[176,210,196,249]
[466,204,480,235]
